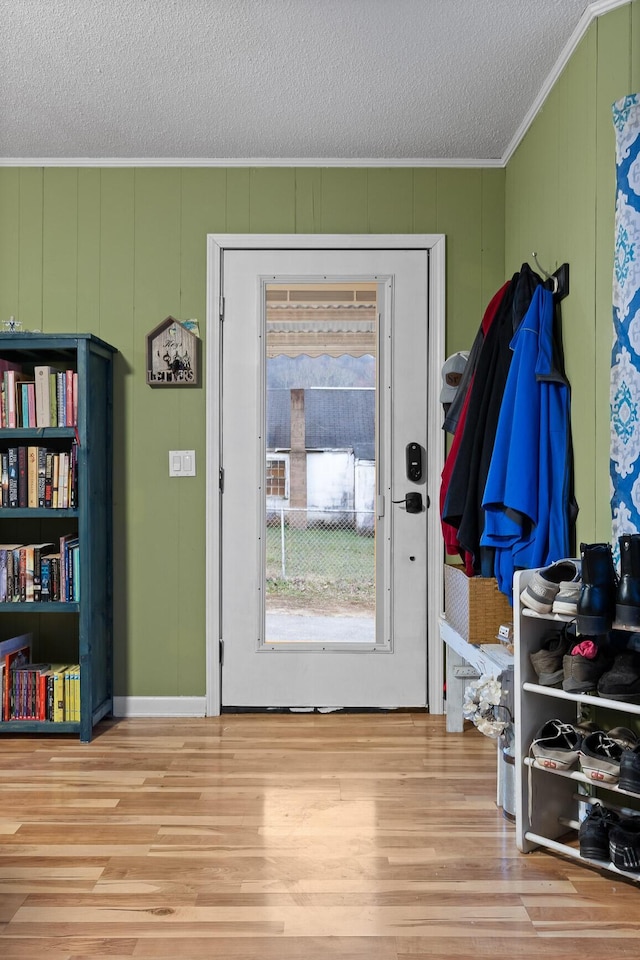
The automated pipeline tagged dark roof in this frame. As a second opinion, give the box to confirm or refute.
[267,388,375,460]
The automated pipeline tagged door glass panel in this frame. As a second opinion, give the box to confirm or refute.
[264,282,377,645]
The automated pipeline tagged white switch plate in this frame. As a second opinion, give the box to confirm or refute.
[169,450,196,477]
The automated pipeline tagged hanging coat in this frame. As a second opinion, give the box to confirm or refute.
[481,283,573,598]
[440,282,509,573]
[443,265,542,574]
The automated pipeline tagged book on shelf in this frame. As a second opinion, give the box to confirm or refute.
[0,360,23,428]
[60,534,80,602]
[4,370,29,429]
[0,545,21,602]
[63,665,80,721]
[31,542,55,601]
[0,633,32,721]
[18,381,37,429]
[52,664,72,722]
[7,447,18,507]
[17,445,27,507]
[1,452,7,506]
[34,364,57,428]
[37,446,47,506]
[27,445,38,507]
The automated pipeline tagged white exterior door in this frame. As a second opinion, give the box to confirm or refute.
[207,236,445,711]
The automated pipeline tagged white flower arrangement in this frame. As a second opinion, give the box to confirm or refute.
[463,674,511,740]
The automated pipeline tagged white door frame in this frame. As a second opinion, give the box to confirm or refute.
[205,234,446,716]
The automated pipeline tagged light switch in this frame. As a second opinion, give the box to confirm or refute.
[182,450,196,476]
[169,450,196,477]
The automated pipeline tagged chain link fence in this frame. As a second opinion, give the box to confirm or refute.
[265,507,375,610]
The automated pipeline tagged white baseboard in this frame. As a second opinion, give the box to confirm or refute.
[112,696,207,718]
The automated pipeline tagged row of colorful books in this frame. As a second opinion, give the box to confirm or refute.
[0,535,80,603]
[0,635,80,722]
[0,444,78,509]
[0,360,78,429]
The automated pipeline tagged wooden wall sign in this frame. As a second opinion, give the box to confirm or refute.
[146,317,200,386]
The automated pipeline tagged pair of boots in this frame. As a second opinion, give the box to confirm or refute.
[577,537,640,634]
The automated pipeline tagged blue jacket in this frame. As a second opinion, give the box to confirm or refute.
[481,284,572,597]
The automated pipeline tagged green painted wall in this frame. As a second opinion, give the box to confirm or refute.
[505,0,640,545]
[1,0,633,700]
[0,166,504,697]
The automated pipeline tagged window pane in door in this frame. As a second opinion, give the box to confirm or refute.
[264,282,377,646]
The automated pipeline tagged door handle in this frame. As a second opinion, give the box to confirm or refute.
[393,492,424,513]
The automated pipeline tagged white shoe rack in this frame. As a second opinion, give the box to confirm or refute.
[514,568,640,882]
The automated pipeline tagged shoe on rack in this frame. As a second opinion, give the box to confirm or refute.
[619,743,640,794]
[576,541,617,635]
[597,651,640,702]
[530,719,582,771]
[520,559,581,615]
[579,731,623,783]
[552,580,581,616]
[609,817,640,871]
[616,534,640,628]
[562,639,612,694]
[579,803,620,860]
[530,626,575,687]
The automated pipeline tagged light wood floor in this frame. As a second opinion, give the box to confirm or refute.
[0,712,639,959]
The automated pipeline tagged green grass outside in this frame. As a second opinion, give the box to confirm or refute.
[265,525,375,612]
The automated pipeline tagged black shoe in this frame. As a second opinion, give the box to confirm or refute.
[576,542,617,634]
[597,651,640,702]
[579,803,620,860]
[619,744,640,794]
[616,534,640,628]
[609,817,640,871]
[579,731,623,783]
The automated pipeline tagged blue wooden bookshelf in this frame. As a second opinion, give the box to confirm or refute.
[0,333,116,741]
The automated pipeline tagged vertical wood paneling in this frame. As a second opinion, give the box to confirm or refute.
[100,168,135,697]
[226,169,251,232]
[42,168,79,332]
[435,169,483,354]
[412,169,438,234]
[249,168,296,233]
[560,30,599,540]
[595,5,632,541]
[18,168,44,331]
[480,169,506,307]
[0,169,20,322]
[77,168,101,337]
[177,168,227,696]
[367,169,413,233]
[180,168,227,320]
[319,169,368,233]
[131,169,182,695]
[295,168,323,232]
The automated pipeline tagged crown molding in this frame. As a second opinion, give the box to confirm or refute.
[0,156,503,169]
[0,0,630,172]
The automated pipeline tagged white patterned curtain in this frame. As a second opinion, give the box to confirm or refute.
[610,93,640,557]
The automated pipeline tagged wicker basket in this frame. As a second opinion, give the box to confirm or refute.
[443,563,513,645]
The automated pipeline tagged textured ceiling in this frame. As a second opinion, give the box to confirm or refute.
[0,0,613,163]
